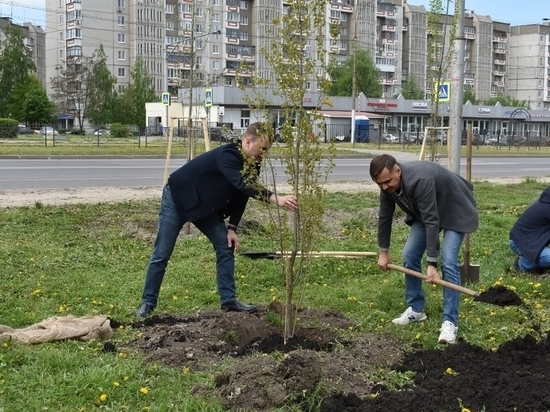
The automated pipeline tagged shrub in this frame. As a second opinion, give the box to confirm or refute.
[0,118,18,138]
[110,123,128,138]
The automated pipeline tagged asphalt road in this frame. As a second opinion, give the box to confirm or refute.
[0,155,549,191]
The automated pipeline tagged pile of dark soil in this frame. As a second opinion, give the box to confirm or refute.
[120,300,550,412]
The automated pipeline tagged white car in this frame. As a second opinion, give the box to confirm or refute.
[39,127,59,136]
[94,129,109,136]
[383,134,400,144]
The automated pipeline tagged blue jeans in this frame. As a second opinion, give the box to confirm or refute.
[509,240,550,271]
[140,185,237,308]
[402,220,465,326]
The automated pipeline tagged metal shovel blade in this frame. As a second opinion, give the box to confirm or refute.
[460,234,480,284]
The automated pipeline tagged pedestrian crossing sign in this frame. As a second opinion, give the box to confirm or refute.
[436,82,450,102]
[162,92,170,106]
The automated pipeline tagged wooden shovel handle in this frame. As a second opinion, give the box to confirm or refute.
[387,264,480,297]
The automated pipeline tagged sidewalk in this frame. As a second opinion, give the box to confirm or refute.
[338,147,419,163]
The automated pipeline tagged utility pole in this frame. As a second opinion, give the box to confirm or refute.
[448,0,465,174]
[187,0,197,161]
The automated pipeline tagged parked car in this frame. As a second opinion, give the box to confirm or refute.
[209,127,228,142]
[93,129,109,136]
[274,126,298,142]
[39,127,59,136]
[382,133,400,144]
[18,124,32,134]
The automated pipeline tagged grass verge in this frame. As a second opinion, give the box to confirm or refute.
[1,180,549,410]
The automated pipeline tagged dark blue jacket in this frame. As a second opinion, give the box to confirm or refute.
[167,142,272,226]
[510,187,550,263]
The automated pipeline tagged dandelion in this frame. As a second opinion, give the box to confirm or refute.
[113,381,120,387]
[123,376,129,381]
[182,367,190,375]
[536,303,543,309]
[3,342,9,348]
[99,394,108,402]
[269,287,275,293]
[415,333,421,340]
[172,295,178,301]
[31,289,41,296]
[462,408,471,412]
[444,367,455,375]
[119,352,128,359]
[534,283,542,289]
[140,387,149,395]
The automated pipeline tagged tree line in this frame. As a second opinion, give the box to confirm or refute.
[0,25,157,132]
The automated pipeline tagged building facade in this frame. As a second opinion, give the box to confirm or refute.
[0,17,45,85]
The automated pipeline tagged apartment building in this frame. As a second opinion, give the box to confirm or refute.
[43,0,550,127]
[45,0,165,97]
[508,22,550,110]
[0,17,45,85]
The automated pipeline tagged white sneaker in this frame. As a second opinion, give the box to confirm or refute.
[438,321,458,344]
[392,307,427,325]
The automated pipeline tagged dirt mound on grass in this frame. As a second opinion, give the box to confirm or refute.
[121,304,550,412]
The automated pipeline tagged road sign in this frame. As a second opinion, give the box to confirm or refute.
[205,89,213,107]
[436,82,450,102]
[162,92,170,106]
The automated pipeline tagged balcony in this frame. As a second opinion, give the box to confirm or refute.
[493,70,506,76]
[402,25,408,31]
[382,38,396,45]
[382,24,396,32]
[376,9,396,18]
[494,59,507,65]
[493,80,505,87]
[465,32,476,40]
[492,36,507,43]
[494,48,507,54]
[464,79,474,85]
[379,78,395,85]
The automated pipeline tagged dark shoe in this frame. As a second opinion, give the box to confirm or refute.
[136,303,154,317]
[221,299,257,313]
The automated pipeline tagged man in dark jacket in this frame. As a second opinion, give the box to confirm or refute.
[136,122,298,317]
[370,154,478,344]
[510,187,550,273]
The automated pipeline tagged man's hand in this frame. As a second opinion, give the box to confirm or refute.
[378,251,391,270]
[426,265,441,284]
[227,230,241,253]
[271,194,298,211]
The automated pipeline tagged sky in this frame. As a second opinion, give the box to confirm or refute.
[0,0,546,29]
[410,0,548,26]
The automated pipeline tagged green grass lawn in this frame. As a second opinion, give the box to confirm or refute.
[1,181,549,410]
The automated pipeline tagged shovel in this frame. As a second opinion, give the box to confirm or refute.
[459,124,480,283]
[241,251,377,259]
[388,263,480,297]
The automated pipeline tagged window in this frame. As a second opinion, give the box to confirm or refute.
[240,0,248,9]
[213,13,219,22]
[118,68,126,77]
[66,28,81,39]
[118,0,125,8]
[59,49,64,59]
[305,81,311,90]
[212,60,219,70]
[240,16,248,25]
[166,4,174,13]
[59,32,63,42]
[59,14,64,25]
[213,0,219,5]
[118,50,126,60]
[67,45,82,57]
[118,16,125,26]
[118,33,126,43]
[240,110,250,128]
[228,12,239,22]
[213,44,219,54]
